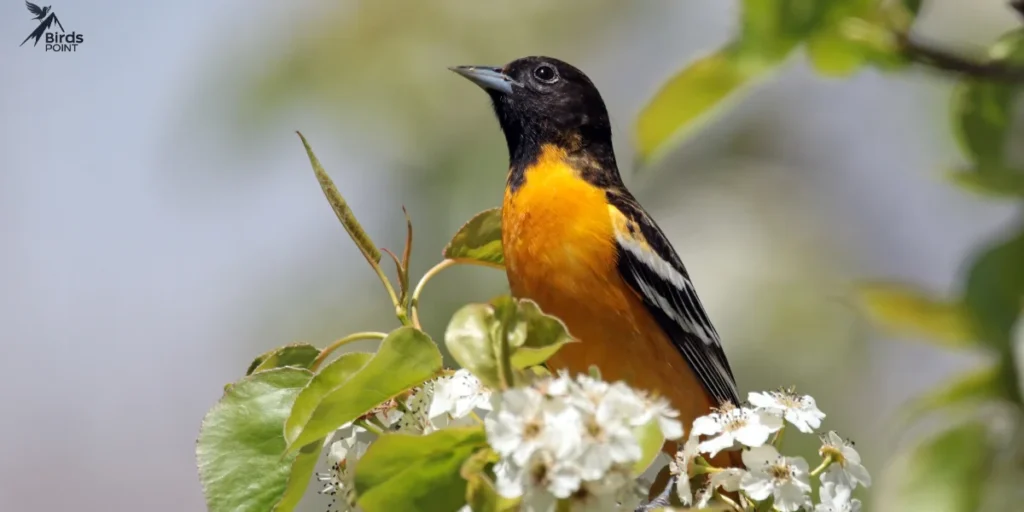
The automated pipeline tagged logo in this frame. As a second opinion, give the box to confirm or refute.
[19,1,83,51]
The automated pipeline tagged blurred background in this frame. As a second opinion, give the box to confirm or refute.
[1,0,1021,510]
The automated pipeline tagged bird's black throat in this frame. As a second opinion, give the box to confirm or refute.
[489,91,621,193]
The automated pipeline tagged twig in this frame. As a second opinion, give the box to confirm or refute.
[897,32,1024,83]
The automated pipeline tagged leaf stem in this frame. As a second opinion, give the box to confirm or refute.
[310,331,388,372]
[716,492,744,512]
[409,259,459,329]
[896,32,1024,83]
[810,455,834,478]
[494,302,517,390]
[771,424,785,449]
[354,418,385,435]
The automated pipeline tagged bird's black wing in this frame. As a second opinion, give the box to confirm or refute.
[25,1,42,16]
[607,190,740,406]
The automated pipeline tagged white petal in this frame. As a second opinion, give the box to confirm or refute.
[739,472,774,500]
[846,461,872,487]
[774,481,811,512]
[742,445,780,468]
[755,408,785,431]
[691,414,723,436]
[698,432,736,457]
[747,391,783,409]
[734,422,773,448]
[484,416,521,456]
[545,462,582,498]
[821,464,859,492]
[842,444,863,465]
[710,468,745,492]
[658,416,684,440]
[493,459,525,498]
[676,474,693,505]
[326,440,349,465]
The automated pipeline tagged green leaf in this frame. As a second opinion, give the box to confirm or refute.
[856,283,978,349]
[354,427,488,511]
[445,297,574,389]
[963,226,1024,351]
[951,82,1018,167]
[284,352,374,449]
[881,421,992,512]
[738,0,818,59]
[950,29,1024,167]
[285,327,443,451]
[443,207,504,267]
[946,168,1024,198]
[446,303,504,389]
[461,448,519,512]
[632,418,667,475]
[197,368,313,512]
[272,441,321,512]
[297,131,381,264]
[806,25,868,77]
[901,364,1005,423]
[901,0,924,16]
[247,343,321,375]
[506,299,575,369]
[634,45,779,165]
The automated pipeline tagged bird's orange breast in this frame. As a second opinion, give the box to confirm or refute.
[500,146,714,422]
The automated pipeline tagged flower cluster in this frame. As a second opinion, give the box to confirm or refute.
[316,372,868,512]
[484,372,684,511]
[316,369,491,510]
[668,388,869,512]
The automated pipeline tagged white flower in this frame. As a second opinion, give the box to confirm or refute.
[576,388,644,480]
[567,464,644,512]
[429,368,492,419]
[316,425,372,511]
[740,445,812,512]
[709,467,744,493]
[637,394,684,440]
[669,436,701,505]
[691,405,783,456]
[748,389,825,434]
[485,387,583,467]
[485,372,684,506]
[815,481,862,512]
[497,452,579,508]
[819,431,871,490]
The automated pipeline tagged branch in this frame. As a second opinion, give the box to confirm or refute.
[897,32,1024,83]
[1013,1,1024,20]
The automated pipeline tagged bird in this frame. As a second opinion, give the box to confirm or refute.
[451,57,743,470]
[25,1,50,20]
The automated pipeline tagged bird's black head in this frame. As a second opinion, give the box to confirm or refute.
[451,57,614,169]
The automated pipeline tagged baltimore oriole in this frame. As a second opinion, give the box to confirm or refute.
[452,57,742,468]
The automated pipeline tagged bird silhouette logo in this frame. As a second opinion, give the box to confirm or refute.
[20,1,64,47]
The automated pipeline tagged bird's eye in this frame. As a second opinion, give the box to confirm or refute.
[533,64,558,83]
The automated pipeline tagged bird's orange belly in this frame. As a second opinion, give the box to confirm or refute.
[502,188,713,424]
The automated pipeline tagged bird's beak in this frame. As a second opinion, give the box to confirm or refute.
[449,66,516,95]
